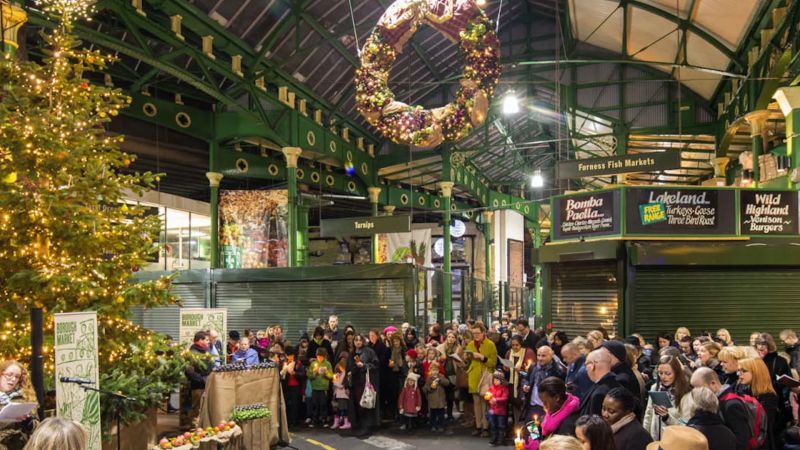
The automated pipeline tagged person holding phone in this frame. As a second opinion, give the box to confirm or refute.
[643,355,694,440]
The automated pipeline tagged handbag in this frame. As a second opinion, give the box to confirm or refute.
[478,369,493,396]
[360,370,377,409]
[455,365,469,389]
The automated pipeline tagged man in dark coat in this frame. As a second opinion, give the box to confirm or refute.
[515,319,538,350]
[687,386,737,450]
[308,326,334,363]
[691,367,751,450]
[561,343,592,400]
[578,348,621,417]
[600,340,642,405]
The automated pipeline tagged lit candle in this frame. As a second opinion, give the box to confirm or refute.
[526,359,532,370]
[533,414,540,426]
[514,428,524,450]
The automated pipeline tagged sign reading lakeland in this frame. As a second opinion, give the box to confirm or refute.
[740,190,799,235]
[552,190,620,241]
[625,188,736,235]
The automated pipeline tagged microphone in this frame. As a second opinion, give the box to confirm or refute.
[59,377,93,385]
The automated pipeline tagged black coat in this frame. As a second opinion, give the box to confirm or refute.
[347,345,381,430]
[521,331,538,350]
[613,420,653,450]
[555,411,579,437]
[688,411,737,450]
[308,338,334,363]
[719,386,753,450]
[763,352,791,395]
[785,344,800,373]
[612,363,642,404]
[186,344,212,390]
[579,373,621,417]
[758,392,779,450]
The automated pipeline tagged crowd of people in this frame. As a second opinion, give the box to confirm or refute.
[183,314,800,450]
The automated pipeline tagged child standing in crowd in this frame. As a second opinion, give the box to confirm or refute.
[406,349,421,378]
[422,361,449,432]
[280,346,304,427]
[422,347,443,381]
[486,370,509,446]
[331,355,351,430]
[307,348,333,428]
[398,373,422,431]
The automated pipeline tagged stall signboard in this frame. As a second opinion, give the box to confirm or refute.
[625,188,736,235]
[321,215,411,237]
[552,190,620,241]
[55,312,101,450]
[556,150,681,179]
[740,190,799,235]
[179,308,227,351]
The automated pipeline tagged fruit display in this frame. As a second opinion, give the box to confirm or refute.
[155,421,239,449]
[230,403,271,423]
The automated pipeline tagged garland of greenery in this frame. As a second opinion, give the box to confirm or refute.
[355,0,501,147]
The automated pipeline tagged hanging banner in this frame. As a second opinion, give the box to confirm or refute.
[179,308,227,350]
[625,187,736,235]
[321,215,411,237]
[55,312,101,450]
[556,150,682,179]
[740,190,799,235]
[220,190,288,269]
[552,190,621,241]
[387,229,432,267]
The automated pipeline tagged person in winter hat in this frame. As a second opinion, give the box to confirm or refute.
[486,370,510,446]
[405,348,421,378]
[398,372,422,431]
[422,361,450,432]
[331,353,351,430]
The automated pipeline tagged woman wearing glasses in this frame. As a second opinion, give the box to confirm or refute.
[737,358,779,450]
[0,360,34,407]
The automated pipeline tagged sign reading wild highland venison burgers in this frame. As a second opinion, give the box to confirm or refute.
[740,190,799,235]
[552,190,620,241]
[625,188,736,235]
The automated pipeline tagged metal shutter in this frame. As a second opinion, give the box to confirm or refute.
[129,283,206,339]
[550,261,619,339]
[215,279,407,343]
[632,267,800,343]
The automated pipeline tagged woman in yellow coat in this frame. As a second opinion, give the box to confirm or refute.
[465,321,497,437]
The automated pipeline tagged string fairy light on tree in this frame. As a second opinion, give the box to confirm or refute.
[0,0,193,433]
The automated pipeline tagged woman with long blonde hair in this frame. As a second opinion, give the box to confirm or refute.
[0,360,35,406]
[738,358,778,450]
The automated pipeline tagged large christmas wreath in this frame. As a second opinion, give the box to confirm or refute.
[355,0,501,147]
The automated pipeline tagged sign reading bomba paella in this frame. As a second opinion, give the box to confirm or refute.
[740,190,799,235]
[552,190,620,241]
[625,188,736,235]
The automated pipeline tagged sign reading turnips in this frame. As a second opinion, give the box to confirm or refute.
[552,190,620,241]
[740,190,799,235]
[625,187,736,235]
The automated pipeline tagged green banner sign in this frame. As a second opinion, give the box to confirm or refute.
[321,215,411,237]
[639,202,667,225]
[556,150,682,179]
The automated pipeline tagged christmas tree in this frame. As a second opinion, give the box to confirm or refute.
[0,0,189,429]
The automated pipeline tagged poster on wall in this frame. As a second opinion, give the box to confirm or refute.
[385,229,433,267]
[55,312,101,450]
[625,188,736,235]
[552,190,620,241]
[179,308,227,350]
[740,190,799,235]
[219,190,288,268]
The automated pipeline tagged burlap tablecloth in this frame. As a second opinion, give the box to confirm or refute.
[198,369,289,448]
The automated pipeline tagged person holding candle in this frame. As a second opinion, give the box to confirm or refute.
[487,370,510,446]
[525,377,581,449]
[525,346,566,421]
[331,355,351,430]
[506,335,536,424]
[466,321,498,438]
[422,361,450,432]
[306,347,333,428]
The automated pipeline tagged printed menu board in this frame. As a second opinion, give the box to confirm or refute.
[740,190,799,235]
[625,188,736,235]
[552,190,620,241]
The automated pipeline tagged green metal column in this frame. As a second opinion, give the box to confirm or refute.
[297,203,310,266]
[368,187,382,263]
[534,223,542,318]
[744,110,770,188]
[282,147,302,267]
[482,210,493,322]
[440,181,454,322]
[774,88,800,188]
[1,2,26,56]
[206,140,223,269]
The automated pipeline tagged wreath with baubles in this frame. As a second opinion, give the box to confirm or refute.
[355,0,501,147]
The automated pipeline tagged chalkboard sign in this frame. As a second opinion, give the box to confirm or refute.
[552,190,620,241]
[740,190,799,235]
[625,188,736,235]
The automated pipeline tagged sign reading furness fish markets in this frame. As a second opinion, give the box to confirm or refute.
[625,188,736,235]
[552,190,621,241]
[740,190,799,235]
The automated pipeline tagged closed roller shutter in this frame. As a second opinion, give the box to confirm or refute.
[215,279,407,342]
[551,261,619,339]
[130,283,206,339]
[632,267,800,343]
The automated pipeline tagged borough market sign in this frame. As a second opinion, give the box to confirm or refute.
[556,150,681,179]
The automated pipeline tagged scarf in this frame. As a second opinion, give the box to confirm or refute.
[541,393,580,437]
[0,390,21,407]
[390,346,404,372]
[610,412,637,434]
[509,347,526,398]
[194,341,209,351]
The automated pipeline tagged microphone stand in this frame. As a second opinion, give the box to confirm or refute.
[74,384,135,450]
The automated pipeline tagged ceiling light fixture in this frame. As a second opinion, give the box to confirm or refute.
[476,0,487,6]
[502,92,520,115]
[531,169,544,188]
